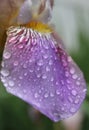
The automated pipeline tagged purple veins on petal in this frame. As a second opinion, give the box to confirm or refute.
[0,26,87,122]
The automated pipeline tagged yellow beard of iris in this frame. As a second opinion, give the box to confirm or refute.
[21,21,52,33]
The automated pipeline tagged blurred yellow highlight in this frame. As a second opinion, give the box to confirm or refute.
[22,21,52,33]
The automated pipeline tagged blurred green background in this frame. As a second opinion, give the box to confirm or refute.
[0,0,89,130]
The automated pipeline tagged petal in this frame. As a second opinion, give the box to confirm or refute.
[17,0,32,24]
[17,0,53,24]
[0,26,87,122]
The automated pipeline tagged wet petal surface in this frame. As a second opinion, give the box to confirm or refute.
[0,26,87,122]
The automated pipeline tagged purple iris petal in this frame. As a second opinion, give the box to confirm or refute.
[0,26,87,122]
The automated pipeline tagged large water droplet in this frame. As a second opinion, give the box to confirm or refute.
[83,88,87,93]
[44,93,49,98]
[43,54,48,59]
[42,74,47,79]
[67,56,72,62]
[18,44,24,49]
[72,74,78,79]
[74,98,79,104]
[76,81,80,86]
[3,51,11,59]
[49,60,53,65]
[4,83,8,87]
[56,82,59,85]
[65,71,69,77]
[29,69,34,73]
[8,80,15,87]
[70,67,75,74]
[37,73,41,78]
[37,60,43,66]
[56,90,60,95]
[1,69,10,77]
[68,96,73,103]
[1,77,6,83]
[46,66,50,72]
[23,63,28,69]
[19,76,23,80]
[43,43,49,49]
[34,92,39,98]
[53,113,60,122]
[66,79,71,84]
[13,61,19,66]
[1,61,5,67]
[50,92,54,97]
[71,90,77,96]
[24,72,28,76]
[50,77,54,82]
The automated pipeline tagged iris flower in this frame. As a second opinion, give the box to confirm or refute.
[0,0,87,122]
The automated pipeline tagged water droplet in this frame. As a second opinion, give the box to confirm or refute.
[42,74,47,79]
[49,60,53,65]
[67,56,72,62]
[67,85,71,90]
[13,61,19,66]
[53,113,60,121]
[4,83,8,87]
[1,77,6,83]
[37,73,41,78]
[3,51,11,59]
[29,59,33,63]
[56,82,59,85]
[8,80,15,87]
[71,90,77,96]
[70,67,75,74]
[46,66,50,72]
[23,64,27,68]
[50,77,54,82]
[29,69,34,73]
[68,96,73,103]
[50,92,54,97]
[65,71,69,77]
[62,59,67,67]
[1,69,10,77]
[37,60,43,66]
[74,98,79,104]
[19,76,23,80]
[56,90,60,95]
[44,93,49,98]
[76,81,80,86]
[53,68,56,72]
[18,44,24,49]
[72,74,78,79]
[83,88,87,93]
[43,43,49,49]
[24,72,27,76]
[66,79,71,84]
[1,61,4,67]
[43,54,48,59]
[34,93,39,98]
